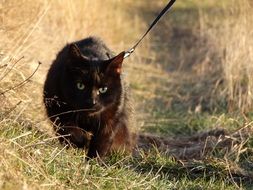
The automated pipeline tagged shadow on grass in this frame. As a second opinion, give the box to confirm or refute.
[104,149,253,189]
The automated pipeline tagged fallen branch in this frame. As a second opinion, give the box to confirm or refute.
[0,61,41,96]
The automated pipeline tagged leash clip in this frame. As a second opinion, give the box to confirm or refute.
[123,0,176,59]
[124,48,135,59]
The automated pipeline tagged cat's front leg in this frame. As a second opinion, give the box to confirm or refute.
[87,130,114,158]
[57,125,92,150]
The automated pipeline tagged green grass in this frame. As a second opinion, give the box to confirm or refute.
[1,111,253,189]
[1,0,253,189]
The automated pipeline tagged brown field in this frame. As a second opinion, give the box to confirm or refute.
[1,0,253,189]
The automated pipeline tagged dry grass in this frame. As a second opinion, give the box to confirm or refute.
[206,0,253,112]
[0,0,150,130]
[1,0,253,189]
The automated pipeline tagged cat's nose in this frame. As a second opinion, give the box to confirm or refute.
[91,90,97,105]
[85,98,97,108]
[86,99,96,107]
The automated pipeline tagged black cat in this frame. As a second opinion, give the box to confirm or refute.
[43,37,135,158]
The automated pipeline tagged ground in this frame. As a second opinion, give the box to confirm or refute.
[0,0,253,189]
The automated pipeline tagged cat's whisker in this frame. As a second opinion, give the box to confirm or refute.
[35,108,97,125]
[47,108,96,119]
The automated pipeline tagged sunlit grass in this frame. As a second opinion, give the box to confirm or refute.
[1,0,253,189]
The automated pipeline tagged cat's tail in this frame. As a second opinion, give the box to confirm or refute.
[134,126,253,160]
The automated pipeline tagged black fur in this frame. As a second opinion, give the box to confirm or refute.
[43,37,135,158]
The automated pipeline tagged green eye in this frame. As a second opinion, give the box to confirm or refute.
[76,82,85,90]
[98,87,108,94]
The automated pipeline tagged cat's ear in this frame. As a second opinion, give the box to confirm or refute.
[105,51,125,75]
[68,43,89,60]
[69,43,82,59]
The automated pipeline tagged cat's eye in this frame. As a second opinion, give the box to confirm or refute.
[76,82,85,90]
[98,87,108,94]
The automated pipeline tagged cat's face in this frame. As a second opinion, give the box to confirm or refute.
[63,44,125,115]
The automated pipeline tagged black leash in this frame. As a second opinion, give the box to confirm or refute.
[124,0,177,59]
